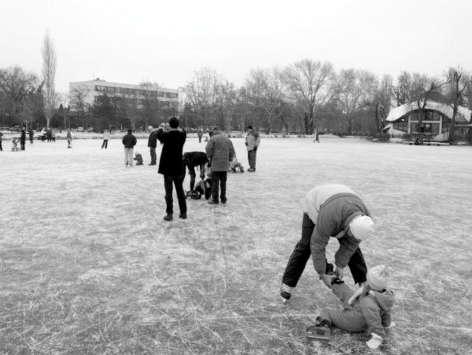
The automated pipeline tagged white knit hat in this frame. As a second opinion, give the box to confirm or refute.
[349,215,375,240]
[367,265,388,291]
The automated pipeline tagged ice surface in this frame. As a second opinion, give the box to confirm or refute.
[0,137,471,353]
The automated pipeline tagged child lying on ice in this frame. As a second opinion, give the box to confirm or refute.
[315,265,394,350]
[229,157,244,173]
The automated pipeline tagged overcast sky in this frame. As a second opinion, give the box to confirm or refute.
[1,0,470,93]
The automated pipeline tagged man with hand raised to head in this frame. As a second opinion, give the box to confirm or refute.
[157,117,187,221]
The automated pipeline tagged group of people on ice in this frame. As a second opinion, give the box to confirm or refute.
[121,117,393,349]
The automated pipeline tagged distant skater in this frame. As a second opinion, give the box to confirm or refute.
[66,129,72,148]
[245,126,260,172]
[101,129,110,149]
[122,129,137,167]
[28,129,34,144]
[147,125,159,165]
[20,128,26,151]
[197,129,203,143]
[0,132,3,151]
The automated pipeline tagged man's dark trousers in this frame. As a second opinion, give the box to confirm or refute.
[164,175,187,215]
[248,148,257,170]
[282,213,367,287]
[211,171,227,203]
[150,147,156,165]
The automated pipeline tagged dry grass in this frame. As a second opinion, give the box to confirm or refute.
[0,137,471,354]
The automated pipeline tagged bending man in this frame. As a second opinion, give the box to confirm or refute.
[183,151,208,192]
[281,184,374,302]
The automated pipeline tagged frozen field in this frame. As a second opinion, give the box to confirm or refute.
[0,137,471,354]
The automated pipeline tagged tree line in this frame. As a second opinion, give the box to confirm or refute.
[1,38,472,142]
[181,64,472,142]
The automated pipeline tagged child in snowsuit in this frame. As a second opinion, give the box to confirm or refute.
[134,152,143,165]
[229,157,244,173]
[316,265,394,350]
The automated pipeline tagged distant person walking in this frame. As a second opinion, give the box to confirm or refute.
[122,129,137,167]
[20,128,26,151]
[101,129,110,149]
[157,117,187,221]
[197,129,203,143]
[147,125,159,166]
[28,129,34,144]
[206,129,235,204]
[245,126,260,172]
[66,129,72,148]
[0,132,3,151]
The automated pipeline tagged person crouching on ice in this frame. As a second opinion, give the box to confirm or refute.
[280,184,375,302]
[315,265,394,350]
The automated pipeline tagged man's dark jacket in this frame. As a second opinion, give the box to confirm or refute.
[122,133,137,148]
[157,128,186,176]
[183,151,208,169]
[148,130,159,148]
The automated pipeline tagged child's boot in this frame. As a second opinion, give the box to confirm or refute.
[366,333,383,349]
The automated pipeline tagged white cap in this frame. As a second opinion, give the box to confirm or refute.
[367,265,388,291]
[349,215,375,240]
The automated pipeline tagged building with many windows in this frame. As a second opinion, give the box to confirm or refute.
[69,78,179,111]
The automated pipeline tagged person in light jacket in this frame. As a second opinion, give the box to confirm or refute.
[205,129,235,204]
[245,126,260,172]
[280,184,375,302]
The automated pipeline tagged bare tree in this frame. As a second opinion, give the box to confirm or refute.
[69,85,91,129]
[42,32,57,129]
[281,59,334,139]
[0,66,39,126]
[245,69,284,134]
[184,67,220,128]
[335,69,377,134]
[446,68,468,144]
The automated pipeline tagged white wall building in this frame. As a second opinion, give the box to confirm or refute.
[69,79,179,111]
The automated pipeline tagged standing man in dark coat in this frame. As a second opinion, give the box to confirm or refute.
[122,129,137,167]
[205,129,235,204]
[183,151,208,192]
[147,125,159,166]
[157,117,187,221]
[20,128,26,151]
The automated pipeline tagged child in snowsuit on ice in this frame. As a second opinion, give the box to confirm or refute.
[134,152,143,165]
[229,157,244,173]
[316,265,394,350]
